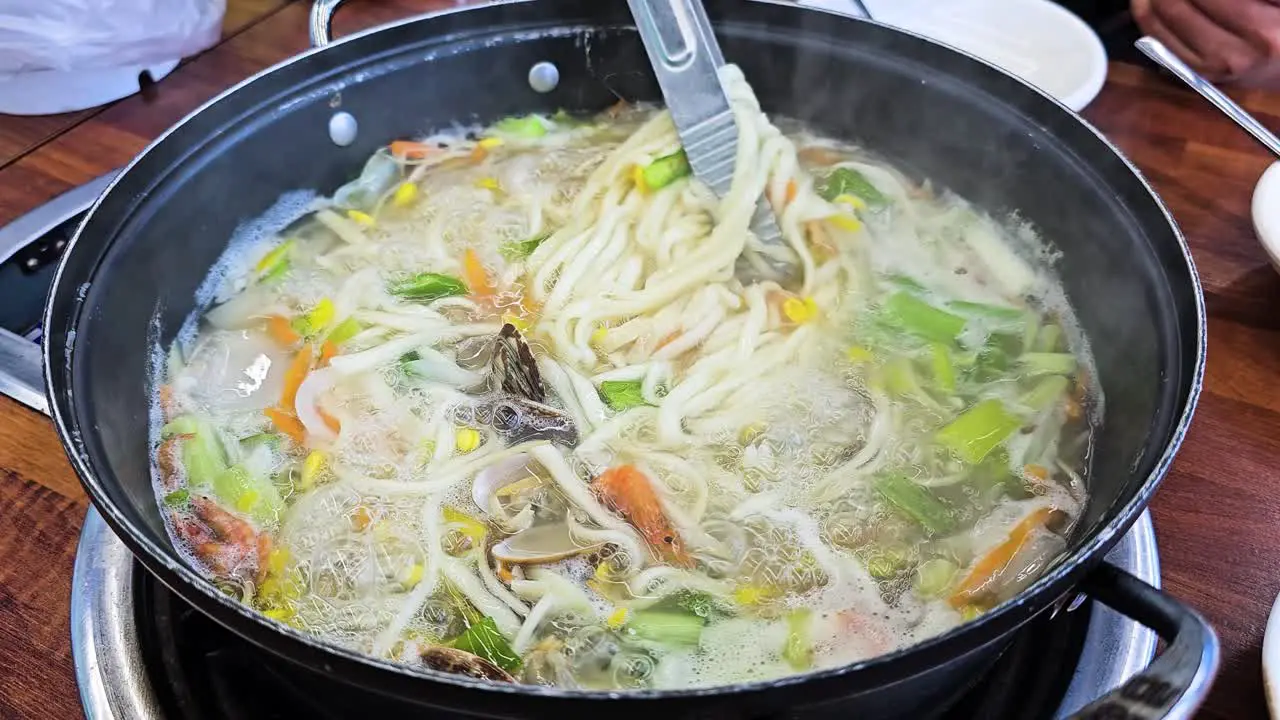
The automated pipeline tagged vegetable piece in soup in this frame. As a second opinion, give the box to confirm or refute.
[152,64,1094,691]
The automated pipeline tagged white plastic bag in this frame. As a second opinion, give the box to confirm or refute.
[0,0,226,75]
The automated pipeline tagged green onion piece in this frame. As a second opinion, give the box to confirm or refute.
[930,343,956,393]
[887,273,927,293]
[946,300,1025,322]
[936,399,1021,464]
[883,292,967,343]
[326,317,362,346]
[627,610,705,647]
[671,590,731,620]
[874,474,955,534]
[450,616,523,672]
[782,609,814,671]
[1019,375,1069,412]
[1035,323,1063,353]
[163,488,190,508]
[161,416,201,437]
[1018,352,1077,377]
[177,419,227,488]
[256,240,293,283]
[599,380,650,411]
[915,558,959,598]
[501,232,550,260]
[643,150,692,189]
[494,115,548,138]
[239,433,281,452]
[816,167,887,207]
[388,272,468,301]
[213,465,284,524]
[292,298,335,339]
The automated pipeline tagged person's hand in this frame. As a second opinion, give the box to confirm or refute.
[1132,0,1280,86]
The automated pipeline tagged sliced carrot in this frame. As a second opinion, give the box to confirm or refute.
[1064,396,1083,421]
[462,248,496,299]
[786,179,798,204]
[266,315,301,347]
[797,146,842,166]
[281,344,314,410]
[593,465,692,567]
[949,507,1053,608]
[318,406,342,434]
[389,140,432,159]
[265,407,306,444]
[1024,464,1049,482]
[319,340,339,367]
[255,533,274,584]
[469,145,488,163]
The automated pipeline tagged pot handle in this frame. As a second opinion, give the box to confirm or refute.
[1066,562,1219,720]
[309,0,344,47]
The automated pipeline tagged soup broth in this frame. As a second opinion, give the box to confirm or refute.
[152,67,1093,690]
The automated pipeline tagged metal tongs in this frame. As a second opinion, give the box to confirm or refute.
[626,0,790,274]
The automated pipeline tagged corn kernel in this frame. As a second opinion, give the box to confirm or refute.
[782,296,819,324]
[846,346,874,363]
[266,547,290,577]
[475,177,500,191]
[738,422,767,446]
[235,490,260,513]
[478,137,504,149]
[393,182,419,207]
[606,607,629,629]
[631,165,648,192]
[402,563,425,588]
[502,312,531,333]
[350,505,373,531]
[732,584,774,606]
[829,214,862,232]
[833,193,867,210]
[299,450,326,490]
[306,298,335,334]
[455,427,482,453]
[263,607,295,622]
[346,209,376,227]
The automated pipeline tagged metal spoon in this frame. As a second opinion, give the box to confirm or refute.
[1136,36,1280,158]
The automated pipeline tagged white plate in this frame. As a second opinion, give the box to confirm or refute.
[1263,586,1280,717]
[802,0,1109,112]
[1253,162,1280,277]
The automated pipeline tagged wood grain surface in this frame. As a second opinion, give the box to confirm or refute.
[1,2,1279,718]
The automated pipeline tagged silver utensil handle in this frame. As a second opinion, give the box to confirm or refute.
[627,0,738,196]
[1136,36,1280,159]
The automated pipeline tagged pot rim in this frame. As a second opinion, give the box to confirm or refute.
[43,0,1207,702]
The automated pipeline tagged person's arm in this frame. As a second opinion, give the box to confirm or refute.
[1132,0,1280,86]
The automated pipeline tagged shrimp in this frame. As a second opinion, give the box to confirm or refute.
[174,497,261,579]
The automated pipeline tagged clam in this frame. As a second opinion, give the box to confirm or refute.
[420,646,514,682]
[491,523,604,565]
[472,453,544,509]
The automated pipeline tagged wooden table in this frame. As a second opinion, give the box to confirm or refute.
[0,2,1277,718]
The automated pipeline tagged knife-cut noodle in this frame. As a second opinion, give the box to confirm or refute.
[152,65,1094,689]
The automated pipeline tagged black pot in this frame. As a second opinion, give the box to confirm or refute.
[42,1,1216,717]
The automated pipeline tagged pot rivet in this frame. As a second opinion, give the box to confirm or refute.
[528,62,560,94]
[329,111,358,147]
